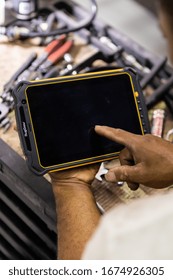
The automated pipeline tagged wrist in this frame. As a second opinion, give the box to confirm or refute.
[49,164,99,185]
[51,177,97,216]
[51,177,92,194]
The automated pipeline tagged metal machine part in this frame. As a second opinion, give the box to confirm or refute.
[1,0,98,39]
[0,0,173,132]
[0,139,57,260]
[11,0,38,20]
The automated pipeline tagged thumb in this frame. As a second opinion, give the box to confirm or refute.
[105,165,140,184]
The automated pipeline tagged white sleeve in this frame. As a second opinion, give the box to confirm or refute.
[82,191,173,260]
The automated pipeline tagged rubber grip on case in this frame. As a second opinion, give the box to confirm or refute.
[19,106,32,151]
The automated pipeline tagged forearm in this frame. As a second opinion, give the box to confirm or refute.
[52,178,101,260]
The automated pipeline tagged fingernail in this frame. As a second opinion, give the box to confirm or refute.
[95,125,103,130]
[129,185,139,191]
[105,171,117,182]
[128,184,139,191]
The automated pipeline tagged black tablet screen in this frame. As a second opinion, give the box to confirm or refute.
[26,73,143,167]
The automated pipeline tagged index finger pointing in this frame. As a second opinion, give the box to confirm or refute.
[95,126,138,148]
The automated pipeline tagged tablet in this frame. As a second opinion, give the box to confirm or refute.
[14,68,150,175]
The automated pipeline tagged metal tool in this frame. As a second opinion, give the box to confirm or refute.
[95,163,108,182]
[54,51,102,77]
[0,52,38,131]
[0,35,74,131]
[140,57,167,89]
[63,53,74,71]
[11,0,38,20]
[97,35,151,74]
[17,35,69,81]
[96,162,124,187]
[39,39,73,74]
[123,52,150,74]
[146,76,173,109]
[2,52,37,103]
[1,0,98,40]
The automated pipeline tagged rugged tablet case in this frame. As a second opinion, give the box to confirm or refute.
[13,68,150,175]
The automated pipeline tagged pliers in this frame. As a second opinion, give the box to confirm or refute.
[17,35,73,81]
[0,35,73,132]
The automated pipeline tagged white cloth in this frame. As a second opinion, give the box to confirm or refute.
[82,190,173,260]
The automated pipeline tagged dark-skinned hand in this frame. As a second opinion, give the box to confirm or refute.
[49,164,100,185]
[95,125,173,190]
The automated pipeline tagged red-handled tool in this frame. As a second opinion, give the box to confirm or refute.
[43,34,66,57]
[39,39,74,71]
[17,34,67,81]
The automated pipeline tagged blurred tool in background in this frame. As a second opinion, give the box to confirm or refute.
[0,33,73,132]
[0,0,98,40]
[11,0,38,20]
[0,0,173,133]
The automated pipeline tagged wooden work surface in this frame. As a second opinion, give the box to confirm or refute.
[0,37,173,212]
